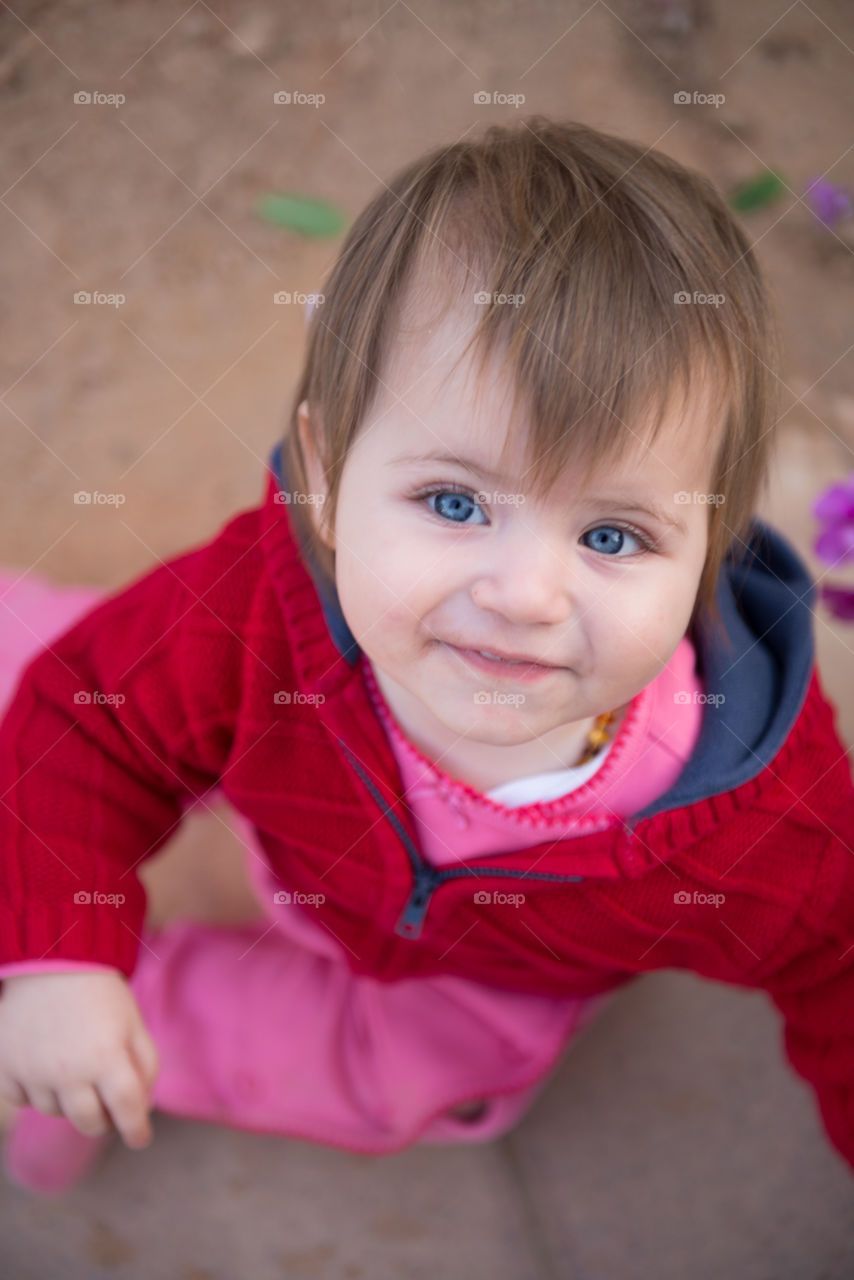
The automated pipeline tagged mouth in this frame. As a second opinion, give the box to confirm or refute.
[443,642,565,682]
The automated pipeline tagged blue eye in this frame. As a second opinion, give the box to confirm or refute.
[581,525,647,556]
[423,486,488,525]
[413,485,653,554]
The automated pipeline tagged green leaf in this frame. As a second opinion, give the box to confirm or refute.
[256,193,347,238]
[728,170,788,213]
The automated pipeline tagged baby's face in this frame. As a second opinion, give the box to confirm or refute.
[300,301,717,758]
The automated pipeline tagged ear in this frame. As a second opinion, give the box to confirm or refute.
[296,399,334,551]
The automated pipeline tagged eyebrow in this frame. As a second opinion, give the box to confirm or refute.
[391,449,688,534]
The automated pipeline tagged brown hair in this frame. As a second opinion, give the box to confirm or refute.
[282,116,781,651]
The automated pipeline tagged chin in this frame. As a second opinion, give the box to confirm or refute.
[457,714,540,748]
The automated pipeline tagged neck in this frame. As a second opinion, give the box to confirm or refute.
[428,720,612,793]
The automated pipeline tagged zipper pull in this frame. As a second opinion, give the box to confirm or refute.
[395,871,438,940]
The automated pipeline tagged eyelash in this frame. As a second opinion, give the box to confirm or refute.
[411,483,658,554]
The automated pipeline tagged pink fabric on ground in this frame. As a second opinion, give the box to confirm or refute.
[0,570,104,713]
[0,566,700,1151]
[3,1108,114,1195]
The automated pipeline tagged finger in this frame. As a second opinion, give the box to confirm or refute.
[24,1085,62,1117]
[96,1059,151,1149]
[128,1023,160,1094]
[56,1083,113,1138]
[0,1075,29,1107]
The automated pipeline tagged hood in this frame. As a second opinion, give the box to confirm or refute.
[266,441,817,824]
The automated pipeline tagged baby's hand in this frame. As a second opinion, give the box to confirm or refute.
[0,970,160,1149]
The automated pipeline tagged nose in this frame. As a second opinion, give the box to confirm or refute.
[470,523,572,625]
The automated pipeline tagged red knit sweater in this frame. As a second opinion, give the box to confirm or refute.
[1,457,854,1173]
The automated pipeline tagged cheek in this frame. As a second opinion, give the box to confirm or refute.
[590,575,691,652]
[335,537,425,639]
[349,513,446,599]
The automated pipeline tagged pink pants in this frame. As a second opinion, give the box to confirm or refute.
[1,567,616,1153]
[125,796,615,1152]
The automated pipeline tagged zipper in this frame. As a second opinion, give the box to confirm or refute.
[339,742,586,941]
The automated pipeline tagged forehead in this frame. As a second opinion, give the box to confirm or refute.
[368,290,720,499]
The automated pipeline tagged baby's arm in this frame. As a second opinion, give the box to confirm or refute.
[0,961,118,982]
[0,504,256,979]
[0,507,260,1141]
[0,970,159,1147]
[761,829,854,1175]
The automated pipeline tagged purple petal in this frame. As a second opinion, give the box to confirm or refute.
[814,527,854,564]
[819,583,854,621]
[812,481,854,524]
[805,177,854,228]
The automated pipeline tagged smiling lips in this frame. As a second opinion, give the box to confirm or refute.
[452,642,562,667]
[444,642,565,680]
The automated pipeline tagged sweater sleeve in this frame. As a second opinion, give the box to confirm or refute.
[762,830,854,1174]
[0,514,254,981]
